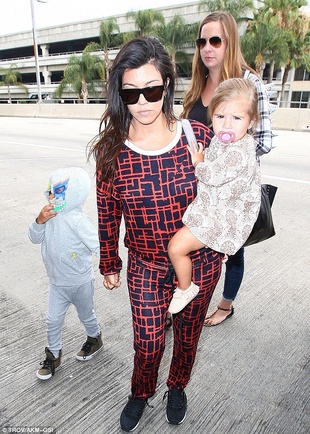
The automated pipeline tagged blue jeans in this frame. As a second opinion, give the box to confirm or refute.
[222,248,244,302]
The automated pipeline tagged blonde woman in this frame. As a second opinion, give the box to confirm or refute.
[168,78,261,314]
[180,11,272,326]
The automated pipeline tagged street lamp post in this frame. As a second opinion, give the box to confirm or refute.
[30,0,47,103]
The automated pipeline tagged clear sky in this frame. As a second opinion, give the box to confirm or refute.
[0,0,197,36]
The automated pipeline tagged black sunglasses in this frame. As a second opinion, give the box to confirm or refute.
[119,85,165,105]
[196,36,225,49]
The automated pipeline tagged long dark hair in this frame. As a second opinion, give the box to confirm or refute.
[88,36,177,184]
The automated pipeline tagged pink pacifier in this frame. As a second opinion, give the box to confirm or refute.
[218,131,236,143]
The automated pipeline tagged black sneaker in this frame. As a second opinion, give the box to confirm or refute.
[120,395,148,432]
[76,332,103,361]
[36,347,62,380]
[164,387,187,425]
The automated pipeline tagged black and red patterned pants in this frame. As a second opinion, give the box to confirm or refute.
[127,248,222,398]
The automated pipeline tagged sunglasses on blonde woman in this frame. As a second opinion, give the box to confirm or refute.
[196,36,225,49]
[119,85,165,105]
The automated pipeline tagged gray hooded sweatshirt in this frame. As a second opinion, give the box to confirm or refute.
[29,167,99,286]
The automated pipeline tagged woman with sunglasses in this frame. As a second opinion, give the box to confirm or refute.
[180,11,273,327]
[88,36,222,432]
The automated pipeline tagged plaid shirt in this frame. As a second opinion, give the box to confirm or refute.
[244,71,273,156]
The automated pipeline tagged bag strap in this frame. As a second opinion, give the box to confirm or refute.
[243,69,251,79]
[181,119,197,150]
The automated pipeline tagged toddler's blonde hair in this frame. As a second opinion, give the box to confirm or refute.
[209,78,259,130]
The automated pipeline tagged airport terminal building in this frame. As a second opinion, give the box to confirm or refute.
[0,1,309,108]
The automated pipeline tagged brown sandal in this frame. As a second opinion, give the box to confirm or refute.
[204,306,234,327]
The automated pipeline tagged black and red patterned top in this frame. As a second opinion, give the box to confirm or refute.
[96,119,213,275]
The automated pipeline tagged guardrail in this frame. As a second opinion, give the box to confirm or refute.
[0,103,309,132]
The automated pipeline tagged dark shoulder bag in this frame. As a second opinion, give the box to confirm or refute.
[244,184,278,247]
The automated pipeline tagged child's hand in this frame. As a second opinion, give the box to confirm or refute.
[187,141,204,167]
[36,204,57,224]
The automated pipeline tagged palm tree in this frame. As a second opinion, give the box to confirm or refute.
[198,0,254,22]
[87,17,122,82]
[156,15,198,74]
[255,0,310,106]
[0,65,28,102]
[54,47,104,104]
[241,12,290,79]
[280,20,310,106]
[126,9,165,37]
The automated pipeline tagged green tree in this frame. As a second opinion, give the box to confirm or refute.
[198,0,254,22]
[0,65,28,102]
[156,15,198,73]
[87,17,122,82]
[54,47,104,104]
[126,9,165,37]
[241,12,290,79]
[252,0,310,106]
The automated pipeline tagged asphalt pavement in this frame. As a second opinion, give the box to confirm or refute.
[0,117,309,434]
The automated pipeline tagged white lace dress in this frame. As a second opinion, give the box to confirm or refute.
[182,134,261,255]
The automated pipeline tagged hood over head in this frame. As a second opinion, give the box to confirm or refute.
[46,167,91,213]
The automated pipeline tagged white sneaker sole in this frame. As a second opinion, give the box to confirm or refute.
[75,344,103,362]
[36,370,52,380]
[36,366,60,380]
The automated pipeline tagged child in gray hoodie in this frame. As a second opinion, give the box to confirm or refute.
[29,167,102,380]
